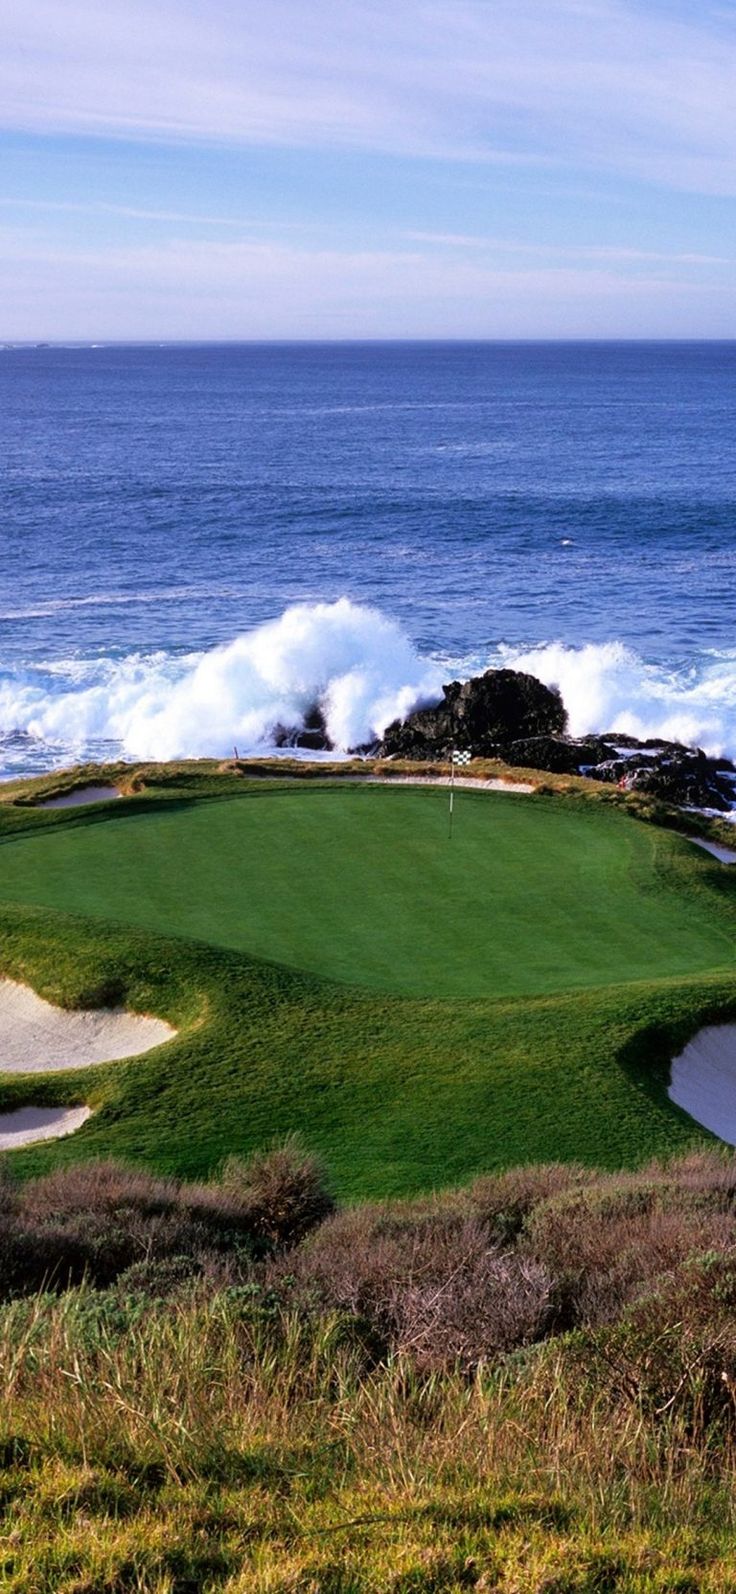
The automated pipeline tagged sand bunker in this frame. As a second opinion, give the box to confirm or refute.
[39,785,121,808]
[0,979,175,1074]
[0,1106,92,1149]
[364,775,536,793]
[669,1025,736,1145]
[689,836,736,865]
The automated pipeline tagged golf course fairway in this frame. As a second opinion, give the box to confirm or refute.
[0,777,734,1193]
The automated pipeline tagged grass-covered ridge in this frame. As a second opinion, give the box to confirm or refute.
[0,761,733,1192]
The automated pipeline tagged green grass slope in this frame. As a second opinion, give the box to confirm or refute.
[0,780,733,1194]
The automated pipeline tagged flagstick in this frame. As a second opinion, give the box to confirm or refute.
[448,747,455,840]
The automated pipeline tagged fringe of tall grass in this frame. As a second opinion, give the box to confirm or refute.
[2,1284,735,1534]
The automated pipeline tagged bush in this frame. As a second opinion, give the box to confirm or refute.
[220,1134,335,1248]
[283,1203,552,1370]
[581,1251,736,1438]
[0,1161,257,1296]
[468,1161,597,1245]
[523,1168,736,1329]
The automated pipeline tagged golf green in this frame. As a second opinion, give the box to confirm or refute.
[0,787,731,998]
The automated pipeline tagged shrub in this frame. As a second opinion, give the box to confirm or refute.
[523,1170,736,1329]
[581,1250,736,1438]
[283,1204,552,1370]
[2,1161,258,1296]
[468,1161,597,1245]
[220,1134,335,1248]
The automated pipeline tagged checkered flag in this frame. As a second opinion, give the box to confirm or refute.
[448,746,472,835]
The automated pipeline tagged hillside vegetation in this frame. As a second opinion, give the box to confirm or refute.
[0,763,735,1585]
[2,1144,736,1589]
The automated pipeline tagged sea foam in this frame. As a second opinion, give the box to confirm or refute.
[1,600,736,773]
[0,600,444,764]
[499,640,736,759]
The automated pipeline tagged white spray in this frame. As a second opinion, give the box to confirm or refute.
[2,601,736,768]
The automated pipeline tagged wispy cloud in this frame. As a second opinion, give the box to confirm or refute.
[2,1,736,193]
[1,230,732,342]
[0,197,307,230]
[405,233,732,265]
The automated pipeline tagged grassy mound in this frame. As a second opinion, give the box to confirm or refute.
[0,771,733,1191]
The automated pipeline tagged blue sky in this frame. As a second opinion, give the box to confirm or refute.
[2,0,735,338]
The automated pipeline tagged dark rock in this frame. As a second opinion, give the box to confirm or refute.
[505,735,611,774]
[293,728,332,751]
[622,763,734,811]
[377,669,566,761]
[589,748,736,810]
[272,704,333,752]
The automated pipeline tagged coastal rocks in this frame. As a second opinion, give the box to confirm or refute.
[376,669,567,761]
[273,706,333,752]
[504,735,612,774]
[500,733,735,811]
[594,748,736,811]
[264,663,736,819]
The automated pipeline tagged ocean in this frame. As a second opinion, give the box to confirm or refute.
[1,340,735,776]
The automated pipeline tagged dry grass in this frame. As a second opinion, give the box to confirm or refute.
[2,1282,736,1590]
[3,1151,736,1585]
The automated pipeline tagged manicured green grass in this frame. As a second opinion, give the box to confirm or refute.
[0,786,732,999]
[0,779,733,1193]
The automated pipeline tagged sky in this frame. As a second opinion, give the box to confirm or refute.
[1,0,735,340]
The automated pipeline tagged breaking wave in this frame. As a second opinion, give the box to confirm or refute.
[498,640,736,760]
[2,599,736,775]
[0,600,444,768]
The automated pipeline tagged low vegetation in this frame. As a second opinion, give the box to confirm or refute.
[4,1144,736,1589]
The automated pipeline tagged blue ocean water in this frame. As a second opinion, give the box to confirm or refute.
[1,341,735,774]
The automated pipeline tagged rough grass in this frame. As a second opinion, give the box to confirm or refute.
[4,1148,736,1589]
[7,1297,736,1593]
[0,769,733,1191]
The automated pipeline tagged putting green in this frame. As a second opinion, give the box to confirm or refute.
[0,787,731,998]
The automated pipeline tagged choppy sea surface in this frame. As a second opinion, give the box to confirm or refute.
[1,340,735,776]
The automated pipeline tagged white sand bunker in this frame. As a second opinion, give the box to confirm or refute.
[38,785,120,809]
[0,979,175,1074]
[0,1106,91,1150]
[669,1025,736,1145]
[688,836,736,865]
[363,775,536,793]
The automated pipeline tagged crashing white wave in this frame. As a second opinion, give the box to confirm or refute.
[0,599,444,763]
[2,601,736,773]
[497,640,736,760]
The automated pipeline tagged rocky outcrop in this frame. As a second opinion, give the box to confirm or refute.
[264,664,736,817]
[501,734,735,811]
[273,706,333,752]
[589,745,736,811]
[376,669,567,761]
[504,735,612,774]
